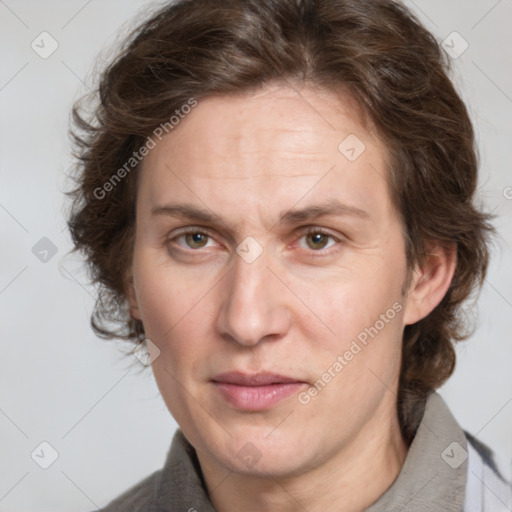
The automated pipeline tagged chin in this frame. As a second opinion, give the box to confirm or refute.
[223,448,311,478]
[211,427,317,478]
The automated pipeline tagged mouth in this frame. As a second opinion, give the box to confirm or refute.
[211,371,307,411]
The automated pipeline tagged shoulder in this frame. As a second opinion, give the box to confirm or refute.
[464,431,512,512]
[97,469,161,512]
[90,429,213,511]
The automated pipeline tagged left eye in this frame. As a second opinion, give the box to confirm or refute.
[298,230,337,251]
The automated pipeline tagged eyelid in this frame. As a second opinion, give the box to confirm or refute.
[302,226,338,237]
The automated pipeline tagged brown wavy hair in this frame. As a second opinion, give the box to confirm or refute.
[67,0,494,442]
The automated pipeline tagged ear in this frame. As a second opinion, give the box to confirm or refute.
[402,242,457,326]
[125,273,142,321]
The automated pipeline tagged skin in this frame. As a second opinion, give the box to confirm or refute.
[127,83,456,512]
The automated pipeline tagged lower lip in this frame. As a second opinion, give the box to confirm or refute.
[213,382,305,411]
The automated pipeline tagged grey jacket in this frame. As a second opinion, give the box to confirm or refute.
[97,393,512,511]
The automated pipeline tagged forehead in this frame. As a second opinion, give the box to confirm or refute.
[138,84,393,226]
[156,86,378,166]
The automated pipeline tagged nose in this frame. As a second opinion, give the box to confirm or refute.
[216,249,291,347]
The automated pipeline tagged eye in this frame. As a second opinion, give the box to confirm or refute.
[172,229,217,250]
[298,228,339,252]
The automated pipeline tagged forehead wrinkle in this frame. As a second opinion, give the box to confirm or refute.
[197,173,325,180]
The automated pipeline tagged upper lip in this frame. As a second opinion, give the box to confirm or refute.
[212,371,302,386]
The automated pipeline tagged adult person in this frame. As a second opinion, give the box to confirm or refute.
[68,0,511,510]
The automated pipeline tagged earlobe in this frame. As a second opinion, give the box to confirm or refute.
[402,243,457,326]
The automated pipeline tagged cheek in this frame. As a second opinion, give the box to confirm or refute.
[293,255,406,387]
[301,286,405,412]
[303,267,403,341]
[132,251,220,370]
[133,248,209,332]
[135,263,214,422]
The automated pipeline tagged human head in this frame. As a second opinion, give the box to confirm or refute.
[68,0,492,445]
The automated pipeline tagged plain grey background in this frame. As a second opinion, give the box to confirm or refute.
[1,1,511,510]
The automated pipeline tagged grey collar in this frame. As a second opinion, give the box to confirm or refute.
[148,392,467,511]
[366,392,467,511]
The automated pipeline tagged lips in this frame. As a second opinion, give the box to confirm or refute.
[212,371,300,386]
[211,371,306,411]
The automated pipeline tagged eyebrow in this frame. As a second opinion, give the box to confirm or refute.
[151,198,369,228]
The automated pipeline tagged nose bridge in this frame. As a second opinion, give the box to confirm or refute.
[216,246,289,346]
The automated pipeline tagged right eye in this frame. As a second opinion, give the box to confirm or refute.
[167,228,220,252]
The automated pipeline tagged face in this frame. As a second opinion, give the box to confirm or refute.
[129,84,412,478]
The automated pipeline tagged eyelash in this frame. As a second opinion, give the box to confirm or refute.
[167,226,343,256]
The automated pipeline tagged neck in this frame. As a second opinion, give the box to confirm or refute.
[197,399,409,512]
